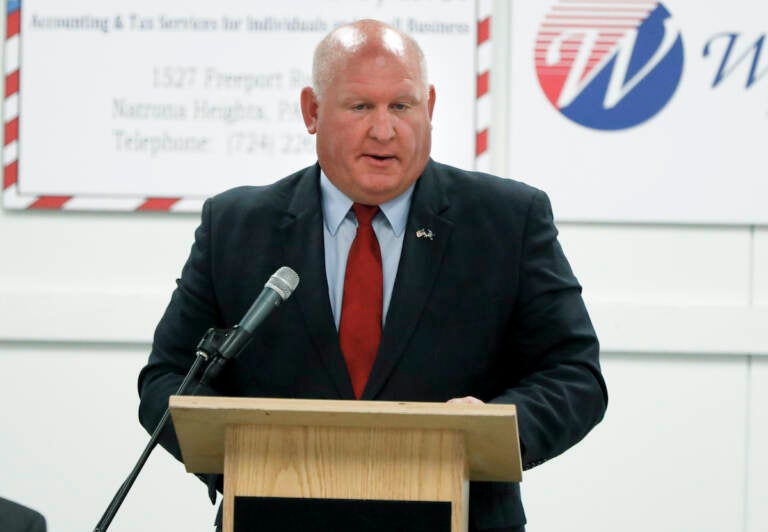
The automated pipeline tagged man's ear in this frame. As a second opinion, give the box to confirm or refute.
[300,87,319,134]
[427,85,436,120]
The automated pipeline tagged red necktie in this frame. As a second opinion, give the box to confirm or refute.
[339,203,383,399]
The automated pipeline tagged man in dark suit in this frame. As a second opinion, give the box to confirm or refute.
[0,497,46,532]
[139,19,607,532]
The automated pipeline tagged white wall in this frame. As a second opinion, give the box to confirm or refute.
[1,2,766,531]
[0,345,214,531]
[524,353,750,532]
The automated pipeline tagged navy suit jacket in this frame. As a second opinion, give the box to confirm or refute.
[139,160,607,530]
[0,498,46,532]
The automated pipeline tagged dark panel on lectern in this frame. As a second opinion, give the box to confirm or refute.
[234,496,451,531]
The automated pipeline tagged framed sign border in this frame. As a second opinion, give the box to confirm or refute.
[2,0,493,212]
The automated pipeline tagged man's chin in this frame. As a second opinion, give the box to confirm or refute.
[352,176,406,204]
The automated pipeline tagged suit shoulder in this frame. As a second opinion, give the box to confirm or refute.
[205,165,316,217]
[430,161,545,209]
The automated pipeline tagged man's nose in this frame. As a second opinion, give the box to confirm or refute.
[368,107,396,141]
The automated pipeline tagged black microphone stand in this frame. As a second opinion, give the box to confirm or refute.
[93,327,233,532]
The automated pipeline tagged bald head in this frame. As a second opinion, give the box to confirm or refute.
[300,18,436,205]
[311,19,429,99]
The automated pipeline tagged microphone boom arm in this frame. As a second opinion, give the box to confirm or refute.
[92,266,299,531]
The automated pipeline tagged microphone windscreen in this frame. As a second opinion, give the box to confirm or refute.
[265,266,300,301]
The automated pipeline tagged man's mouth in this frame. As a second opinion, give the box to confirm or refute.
[364,154,396,162]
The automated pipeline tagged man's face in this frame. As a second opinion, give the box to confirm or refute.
[301,47,436,205]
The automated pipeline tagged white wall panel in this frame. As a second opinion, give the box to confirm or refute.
[753,228,768,307]
[586,303,768,355]
[0,210,196,286]
[523,353,749,532]
[0,209,198,342]
[557,224,751,305]
[556,225,768,354]
[0,287,168,342]
[0,346,214,532]
[747,358,768,532]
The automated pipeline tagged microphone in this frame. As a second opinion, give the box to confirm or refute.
[93,267,299,532]
[239,266,300,335]
[200,266,299,382]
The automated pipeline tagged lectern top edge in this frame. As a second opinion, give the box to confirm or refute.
[170,395,522,482]
[170,395,517,418]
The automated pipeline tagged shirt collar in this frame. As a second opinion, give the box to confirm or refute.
[319,170,414,237]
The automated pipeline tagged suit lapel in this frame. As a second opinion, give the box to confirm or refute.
[363,162,453,399]
[280,165,356,399]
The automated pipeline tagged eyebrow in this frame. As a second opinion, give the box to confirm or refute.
[338,93,421,105]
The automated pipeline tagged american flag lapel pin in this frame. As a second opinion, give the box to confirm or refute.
[416,228,434,240]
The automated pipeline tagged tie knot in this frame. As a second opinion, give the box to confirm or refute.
[352,203,379,226]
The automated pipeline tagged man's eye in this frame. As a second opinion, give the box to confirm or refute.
[352,104,367,111]
[392,103,409,111]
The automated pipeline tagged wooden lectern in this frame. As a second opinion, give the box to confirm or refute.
[169,396,522,532]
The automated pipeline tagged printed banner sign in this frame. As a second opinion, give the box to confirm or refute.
[507,0,768,224]
[3,0,489,211]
